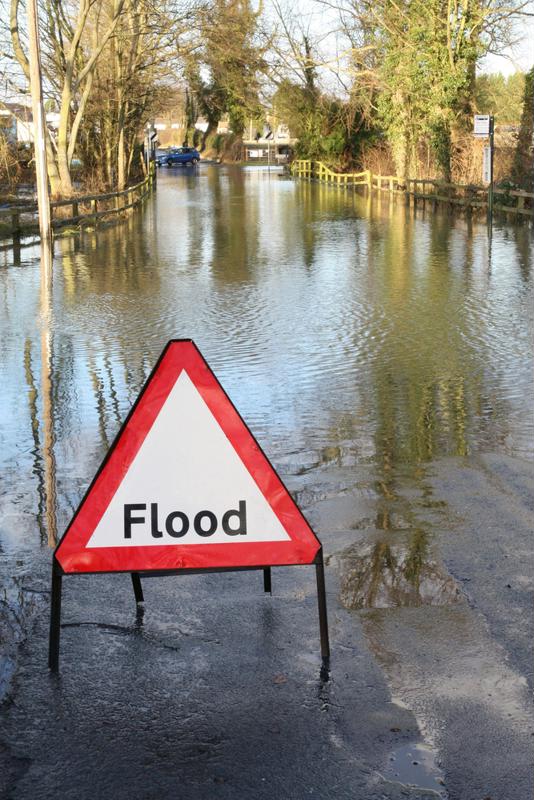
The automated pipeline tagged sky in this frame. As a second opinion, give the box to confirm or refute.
[479,20,534,75]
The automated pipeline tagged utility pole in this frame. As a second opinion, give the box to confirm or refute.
[27,0,51,241]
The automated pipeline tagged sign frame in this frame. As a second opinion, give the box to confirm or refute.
[48,340,330,672]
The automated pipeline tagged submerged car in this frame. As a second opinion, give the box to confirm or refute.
[157,147,200,167]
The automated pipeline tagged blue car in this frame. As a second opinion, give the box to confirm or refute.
[157,147,200,167]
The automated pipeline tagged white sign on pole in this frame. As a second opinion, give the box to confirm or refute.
[482,146,492,184]
[474,115,491,137]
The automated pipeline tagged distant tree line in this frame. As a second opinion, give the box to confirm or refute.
[266,0,533,184]
[0,0,532,195]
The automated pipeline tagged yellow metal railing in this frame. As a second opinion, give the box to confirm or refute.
[291,160,372,187]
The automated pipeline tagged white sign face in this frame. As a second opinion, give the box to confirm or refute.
[474,115,491,137]
[86,371,291,548]
[482,146,492,184]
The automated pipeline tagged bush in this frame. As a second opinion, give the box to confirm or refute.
[0,136,23,187]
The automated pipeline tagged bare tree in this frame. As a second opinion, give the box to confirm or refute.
[5,0,191,195]
[10,0,130,194]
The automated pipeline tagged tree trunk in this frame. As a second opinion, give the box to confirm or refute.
[392,133,409,182]
[201,118,219,151]
[126,133,137,182]
[106,137,113,187]
[44,130,61,197]
[57,81,74,196]
[56,142,74,196]
[117,125,126,191]
[512,67,534,190]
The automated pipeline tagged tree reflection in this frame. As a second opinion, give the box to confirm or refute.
[209,166,258,283]
[338,531,460,609]
[324,202,482,606]
[23,338,47,542]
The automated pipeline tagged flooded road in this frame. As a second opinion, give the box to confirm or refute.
[1,166,533,799]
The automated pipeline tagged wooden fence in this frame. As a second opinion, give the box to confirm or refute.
[0,164,156,245]
[291,160,533,218]
[405,178,533,217]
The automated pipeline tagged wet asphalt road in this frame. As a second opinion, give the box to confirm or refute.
[1,555,433,800]
[1,453,533,800]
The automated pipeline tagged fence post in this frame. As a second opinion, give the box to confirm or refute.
[367,170,372,190]
[11,211,21,240]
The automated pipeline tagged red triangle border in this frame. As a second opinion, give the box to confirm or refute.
[54,340,321,573]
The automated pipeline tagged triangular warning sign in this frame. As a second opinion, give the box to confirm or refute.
[55,340,321,573]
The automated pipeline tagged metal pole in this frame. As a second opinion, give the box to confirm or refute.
[27,0,51,241]
[263,567,272,594]
[48,561,62,671]
[131,572,144,603]
[488,115,495,225]
[151,128,156,163]
[315,550,330,663]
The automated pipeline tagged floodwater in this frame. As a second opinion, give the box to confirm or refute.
[1,166,533,799]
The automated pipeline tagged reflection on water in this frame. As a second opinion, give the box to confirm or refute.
[381,742,446,796]
[337,532,460,609]
[39,241,57,546]
[0,167,532,571]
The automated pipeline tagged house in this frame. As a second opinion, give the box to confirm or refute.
[242,120,297,162]
[0,103,32,144]
[0,103,60,145]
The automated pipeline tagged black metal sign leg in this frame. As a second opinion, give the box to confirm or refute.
[315,550,330,663]
[48,561,63,672]
[131,572,144,604]
[263,567,272,594]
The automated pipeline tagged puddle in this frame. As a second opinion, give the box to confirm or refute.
[381,742,446,796]
[336,534,461,608]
